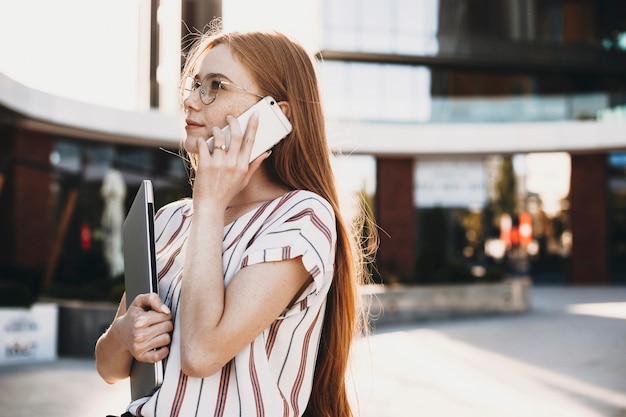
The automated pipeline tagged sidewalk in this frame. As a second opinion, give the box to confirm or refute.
[0,286,624,417]
[348,286,626,417]
[0,358,130,416]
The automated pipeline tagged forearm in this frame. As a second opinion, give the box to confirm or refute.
[180,203,228,375]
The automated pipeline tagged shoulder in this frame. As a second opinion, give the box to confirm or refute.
[257,190,337,250]
[241,190,337,274]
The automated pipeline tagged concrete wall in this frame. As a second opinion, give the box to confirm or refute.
[363,279,531,327]
[57,301,117,357]
[53,281,531,357]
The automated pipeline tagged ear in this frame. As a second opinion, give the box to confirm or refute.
[277,101,291,120]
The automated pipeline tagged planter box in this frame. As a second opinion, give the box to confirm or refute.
[0,303,58,365]
[362,278,531,326]
[57,301,118,357]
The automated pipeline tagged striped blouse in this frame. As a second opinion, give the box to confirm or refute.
[126,190,336,417]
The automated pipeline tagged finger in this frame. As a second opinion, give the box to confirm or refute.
[243,111,260,146]
[225,115,242,153]
[128,313,167,341]
[134,321,173,362]
[206,136,215,154]
[210,126,228,154]
[130,318,172,355]
[131,321,170,347]
[143,329,172,352]
[198,136,212,162]
[132,293,170,314]
[233,111,259,166]
[135,336,170,363]
[138,345,170,364]
[151,317,174,335]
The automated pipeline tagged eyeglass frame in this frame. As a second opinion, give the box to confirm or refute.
[182,74,264,106]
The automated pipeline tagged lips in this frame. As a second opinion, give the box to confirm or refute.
[185,118,204,129]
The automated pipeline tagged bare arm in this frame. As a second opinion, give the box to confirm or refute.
[95,292,172,384]
[179,115,313,377]
[180,249,311,377]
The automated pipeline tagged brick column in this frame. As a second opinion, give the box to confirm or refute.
[0,127,14,266]
[11,129,54,272]
[569,153,607,285]
[375,158,416,280]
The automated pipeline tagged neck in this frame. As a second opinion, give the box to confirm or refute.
[226,167,289,212]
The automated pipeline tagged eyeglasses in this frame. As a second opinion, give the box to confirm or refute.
[183,75,264,105]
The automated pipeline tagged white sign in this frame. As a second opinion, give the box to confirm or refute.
[415,157,487,208]
[0,303,58,365]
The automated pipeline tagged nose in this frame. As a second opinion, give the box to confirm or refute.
[183,89,201,112]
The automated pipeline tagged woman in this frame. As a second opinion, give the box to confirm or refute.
[96,26,372,417]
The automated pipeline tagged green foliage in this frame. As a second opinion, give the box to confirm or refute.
[353,187,383,285]
[492,155,517,220]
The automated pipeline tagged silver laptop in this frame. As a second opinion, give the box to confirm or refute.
[122,179,164,400]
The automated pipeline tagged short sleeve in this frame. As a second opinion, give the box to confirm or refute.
[241,192,336,316]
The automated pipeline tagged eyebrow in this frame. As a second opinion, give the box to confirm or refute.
[194,72,232,82]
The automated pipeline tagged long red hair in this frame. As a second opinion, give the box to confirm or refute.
[181,26,373,417]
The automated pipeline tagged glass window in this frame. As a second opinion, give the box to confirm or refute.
[321,62,433,122]
[322,0,440,54]
[47,139,191,292]
[51,141,82,173]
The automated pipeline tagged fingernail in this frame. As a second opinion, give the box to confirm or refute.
[161,304,171,314]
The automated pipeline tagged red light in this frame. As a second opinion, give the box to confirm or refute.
[80,223,91,251]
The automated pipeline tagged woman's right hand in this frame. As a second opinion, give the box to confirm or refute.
[117,293,173,363]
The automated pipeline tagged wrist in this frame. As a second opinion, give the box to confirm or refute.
[192,199,228,219]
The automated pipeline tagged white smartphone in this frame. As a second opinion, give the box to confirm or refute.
[206,96,292,162]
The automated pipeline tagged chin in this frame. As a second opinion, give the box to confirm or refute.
[183,137,199,154]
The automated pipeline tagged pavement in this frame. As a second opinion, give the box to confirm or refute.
[0,286,625,417]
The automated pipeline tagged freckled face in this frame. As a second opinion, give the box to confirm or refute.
[183,44,262,154]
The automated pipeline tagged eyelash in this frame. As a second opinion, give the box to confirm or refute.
[192,78,224,92]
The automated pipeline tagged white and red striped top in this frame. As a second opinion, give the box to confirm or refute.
[126,190,336,417]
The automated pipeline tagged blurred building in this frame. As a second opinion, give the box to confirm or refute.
[319,0,626,286]
[1,0,625,295]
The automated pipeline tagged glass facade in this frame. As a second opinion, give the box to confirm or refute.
[320,0,626,125]
[323,0,439,55]
[321,60,611,123]
[47,138,190,298]
[320,0,626,284]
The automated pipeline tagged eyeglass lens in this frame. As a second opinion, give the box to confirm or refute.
[183,75,222,105]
